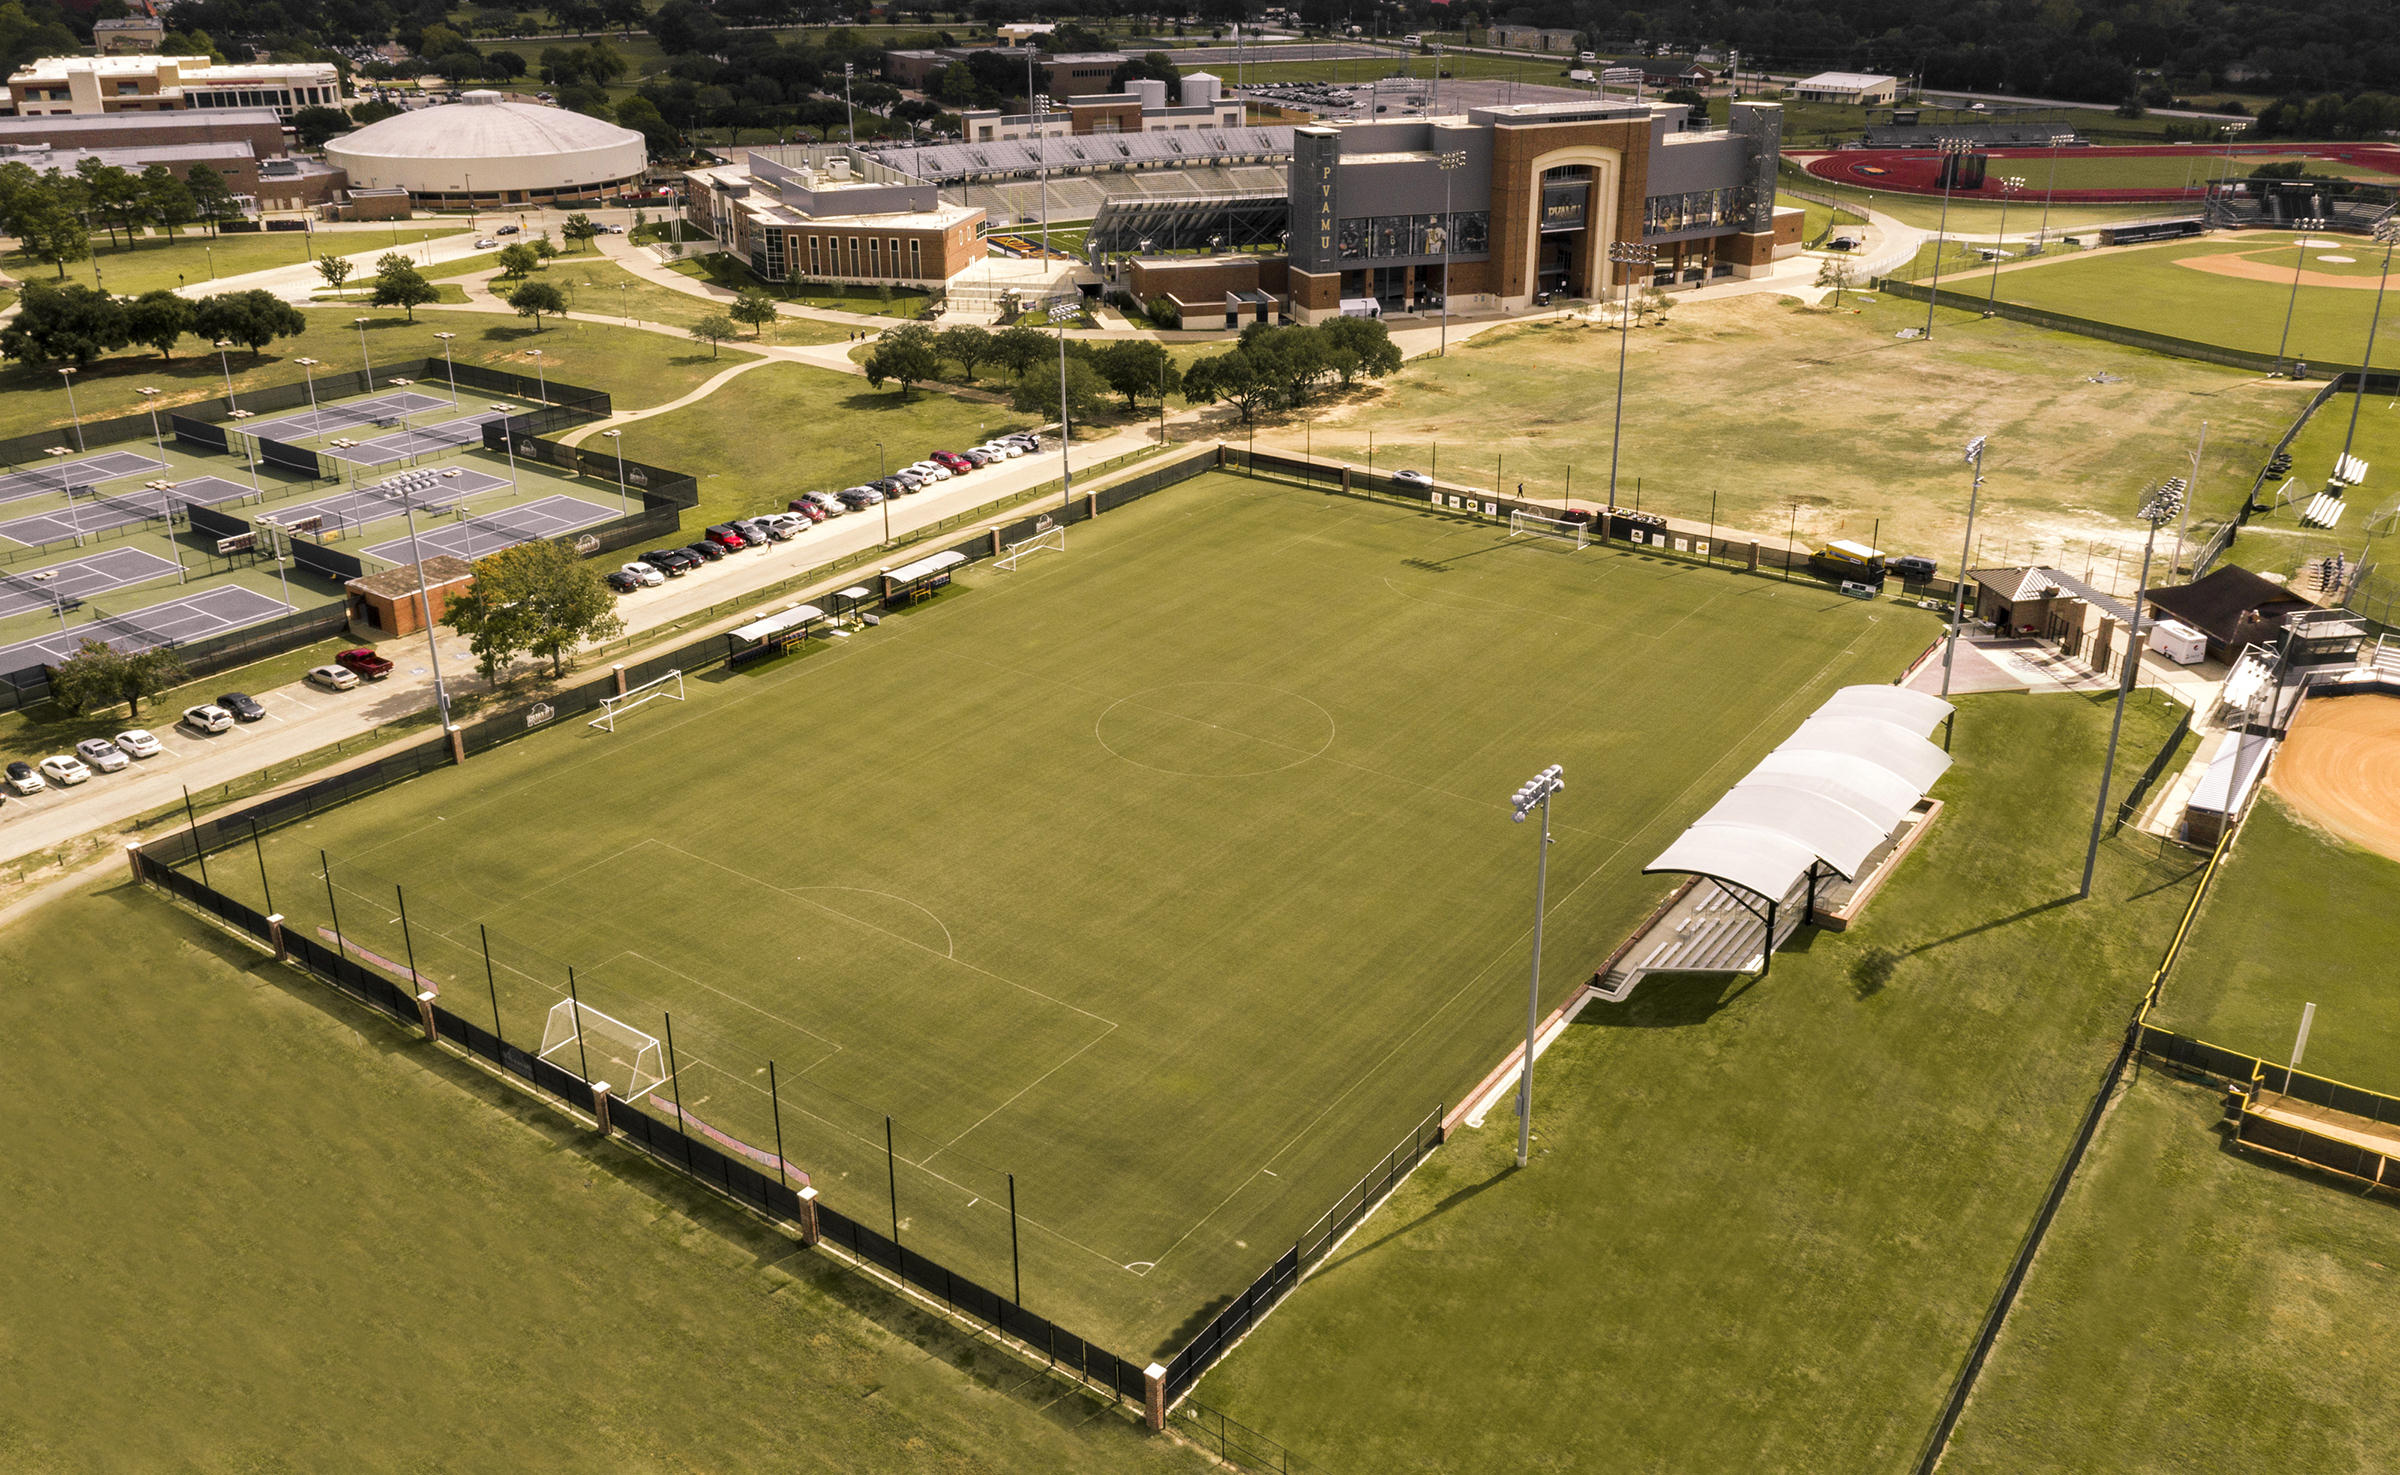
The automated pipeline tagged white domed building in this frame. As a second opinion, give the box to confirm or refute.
[325,91,646,207]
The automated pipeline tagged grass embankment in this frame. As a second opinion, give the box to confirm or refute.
[2,226,469,298]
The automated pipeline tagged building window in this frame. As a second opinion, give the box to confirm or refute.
[1643,187,1747,235]
[848,236,861,275]
[807,235,820,274]
[888,237,901,274]
[909,238,922,277]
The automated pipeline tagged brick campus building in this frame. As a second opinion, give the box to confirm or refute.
[682,152,986,288]
[1124,98,1796,324]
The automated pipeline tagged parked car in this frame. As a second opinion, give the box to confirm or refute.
[606,570,644,593]
[888,469,925,492]
[907,460,951,482]
[39,754,92,786]
[801,491,848,517]
[115,729,161,759]
[838,486,882,509]
[336,648,394,679]
[307,664,360,691]
[496,224,521,235]
[1392,469,1434,489]
[684,540,725,562]
[786,497,828,522]
[5,760,44,794]
[760,513,805,538]
[983,441,1024,459]
[473,236,500,249]
[182,704,234,735]
[74,737,130,772]
[1004,432,1040,452]
[620,561,665,587]
[737,517,785,543]
[604,223,627,234]
[217,692,266,722]
[930,451,973,474]
[1889,553,1938,583]
[959,448,996,468]
[873,477,911,497]
[704,523,748,551]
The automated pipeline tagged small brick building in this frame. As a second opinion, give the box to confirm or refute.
[345,556,475,637]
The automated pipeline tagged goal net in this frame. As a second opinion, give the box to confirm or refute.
[590,669,684,732]
[996,522,1065,572]
[539,998,669,1101]
[1508,508,1589,549]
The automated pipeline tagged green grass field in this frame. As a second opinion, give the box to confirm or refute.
[2220,380,2400,587]
[1991,234,2400,369]
[0,880,1205,1474]
[2147,793,2400,1091]
[667,252,936,319]
[2,226,469,298]
[1939,1070,2400,1473]
[198,470,1932,1356]
[1193,686,2204,1470]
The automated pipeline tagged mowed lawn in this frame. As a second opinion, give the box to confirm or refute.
[2147,794,2400,1091]
[1269,295,2291,573]
[1193,688,2203,1472]
[2220,382,2400,587]
[1940,1071,2400,1474]
[2,224,469,297]
[222,472,1932,1355]
[610,360,1034,535]
[1992,235,2400,369]
[0,882,1204,1475]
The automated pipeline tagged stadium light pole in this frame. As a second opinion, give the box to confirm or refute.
[1984,176,2024,312]
[433,332,459,403]
[295,356,321,421]
[1940,436,1988,700]
[57,367,84,452]
[1924,136,1973,340]
[353,316,375,390]
[398,496,454,731]
[1507,764,1564,1170]
[214,338,238,410]
[1034,92,1053,265]
[47,447,85,549]
[1437,149,1466,356]
[2273,216,2328,375]
[529,347,547,405]
[1605,241,1656,510]
[603,428,628,515]
[2031,133,2073,256]
[2081,479,2183,899]
[877,441,891,543]
[2338,217,2400,472]
[843,61,856,150]
[134,387,186,584]
[1050,297,1077,509]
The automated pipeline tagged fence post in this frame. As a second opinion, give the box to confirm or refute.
[1745,541,1759,572]
[415,989,439,1042]
[591,1080,614,1135]
[613,663,627,696]
[797,1185,821,1246]
[124,841,143,885]
[1143,1363,1168,1431]
[446,722,465,765]
[267,912,287,960]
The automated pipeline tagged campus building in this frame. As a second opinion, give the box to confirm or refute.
[0,54,343,119]
[682,152,987,287]
[883,45,1132,99]
[959,73,1244,143]
[0,109,346,210]
[324,92,648,206]
[1792,72,1901,105]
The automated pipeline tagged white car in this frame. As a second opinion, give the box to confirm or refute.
[1392,469,1434,489]
[621,561,666,587]
[474,236,500,249]
[183,704,235,735]
[116,729,161,759]
[908,460,951,481]
[4,762,42,796]
[801,491,847,516]
[981,442,1023,460]
[38,754,91,786]
[73,737,129,772]
[764,512,808,538]
[307,664,360,691]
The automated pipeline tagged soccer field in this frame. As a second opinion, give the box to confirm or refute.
[222,470,1931,1354]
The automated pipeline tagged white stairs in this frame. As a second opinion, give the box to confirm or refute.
[1592,879,1812,1002]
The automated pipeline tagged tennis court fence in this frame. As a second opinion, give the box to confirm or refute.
[0,598,349,714]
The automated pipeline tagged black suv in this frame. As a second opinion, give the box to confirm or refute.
[217,692,266,722]
[685,540,726,562]
[641,548,696,575]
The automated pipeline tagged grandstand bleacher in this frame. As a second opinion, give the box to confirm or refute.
[1089,192,1291,254]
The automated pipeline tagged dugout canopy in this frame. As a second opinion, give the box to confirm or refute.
[1644,685,1954,902]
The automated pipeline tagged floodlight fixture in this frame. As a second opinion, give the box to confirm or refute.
[1504,763,1564,1167]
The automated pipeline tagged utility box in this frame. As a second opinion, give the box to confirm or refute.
[2148,618,2206,666]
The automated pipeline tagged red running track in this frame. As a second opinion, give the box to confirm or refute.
[1796,141,2400,201]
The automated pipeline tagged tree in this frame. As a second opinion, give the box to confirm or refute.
[291,105,352,149]
[496,241,542,279]
[348,99,403,127]
[531,233,560,262]
[612,94,678,155]
[688,313,740,357]
[44,639,188,719]
[14,196,90,278]
[862,324,943,397]
[0,283,129,368]
[509,279,568,329]
[139,165,196,240]
[1240,324,1332,407]
[1008,352,1110,426]
[938,323,993,379]
[316,254,355,294]
[122,290,194,360]
[1815,254,1856,309]
[561,211,600,251]
[183,164,238,235]
[728,288,778,338]
[989,323,1050,378]
[370,255,439,322]
[449,539,623,680]
[76,158,143,249]
[1181,347,1272,424]
[1095,338,1180,411]
[1318,315,1403,387]
[191,290,306,356]
[490,50,528,78]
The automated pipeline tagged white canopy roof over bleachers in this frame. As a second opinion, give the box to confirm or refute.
[731,605,822,642]
[1644,685,1955,899]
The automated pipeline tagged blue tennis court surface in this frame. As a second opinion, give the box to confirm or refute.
[266,469,514,537]
[0,450,167,506]
[0,584,292,678]
[0,547,181,619]
[363,494,620,563]
[238,390,451,444]
[0,475,254,547]
[324,412,506,467]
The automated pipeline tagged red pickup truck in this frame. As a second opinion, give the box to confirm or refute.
[336,647,394,680]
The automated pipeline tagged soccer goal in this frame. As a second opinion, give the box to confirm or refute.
[589,669,684,731]
[539,998,669,1101]
[1508,507,1589,550]
[996,519,1065,572]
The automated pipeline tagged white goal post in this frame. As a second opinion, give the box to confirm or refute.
[1508,507,1590,549]
[589,669,685,731]
[539,998,669,1101]
[996,521,1065,572]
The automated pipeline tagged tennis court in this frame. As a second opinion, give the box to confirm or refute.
[361,493,619,562]
[269,469,515,538]
[0,584,290,675]
[0,547,181,619]
[322,413,506,468]
[238,391,453,445]
[0,450,167,506]
[0,475,255,547]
